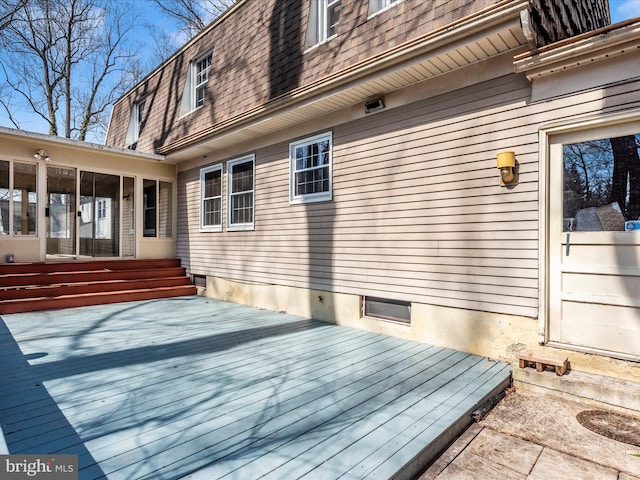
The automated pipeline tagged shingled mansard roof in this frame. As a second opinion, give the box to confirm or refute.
[105,0,610,162]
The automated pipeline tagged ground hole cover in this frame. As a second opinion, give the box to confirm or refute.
[576,410,640,447]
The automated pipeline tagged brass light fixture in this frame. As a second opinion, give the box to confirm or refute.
[497,151,516,186]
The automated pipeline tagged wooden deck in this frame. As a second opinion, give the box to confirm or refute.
[0,297,511,480]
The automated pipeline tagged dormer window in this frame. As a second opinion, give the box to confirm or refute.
[136,99,146,135]
[306,0,340,47]
[194,53,212,109]
[368,0,400,16]
[125,98,146,147]
[179,51,213,116]
[321,0,340,41]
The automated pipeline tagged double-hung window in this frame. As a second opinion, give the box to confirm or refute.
[316,0,340,43]
[290,132,332,204]
[180,51,213,116]
[125,98,146,146]
[194,53,212,109]
[227,155,255,231]
[368,0,400,16]
[200,164,223,232]
[136,99,146,135]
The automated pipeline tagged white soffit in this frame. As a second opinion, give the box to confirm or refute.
[164,4,528,162]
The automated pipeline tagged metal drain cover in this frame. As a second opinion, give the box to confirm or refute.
[576,410,640,447]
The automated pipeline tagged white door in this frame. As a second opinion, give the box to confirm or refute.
[548,122,640,361]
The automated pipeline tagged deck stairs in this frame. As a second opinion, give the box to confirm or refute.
[0,258,195,314]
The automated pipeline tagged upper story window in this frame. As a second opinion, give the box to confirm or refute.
[290,132,332,204]
[136,99,146,135]
[322,0,340,41]
[179,51,213,116]
[368,0,400,16]
[125,98,146,147]
[97,199,107,220]
[306,0,340,47]
[200,164,223,232]
[194,53,212,109]
[227,155,255,231]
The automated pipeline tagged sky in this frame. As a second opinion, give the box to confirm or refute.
[610,0,640,21]
[1,0,639,143]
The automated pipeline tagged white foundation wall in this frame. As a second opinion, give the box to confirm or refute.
[202,276,640,384]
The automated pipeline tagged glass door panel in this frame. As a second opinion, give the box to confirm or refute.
[47,166,77,257]
[80,171,120,257]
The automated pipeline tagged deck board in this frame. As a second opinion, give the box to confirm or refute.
[0,296,511,480]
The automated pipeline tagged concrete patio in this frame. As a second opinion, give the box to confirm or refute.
[0,296,511,479]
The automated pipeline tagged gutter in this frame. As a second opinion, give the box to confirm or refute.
[0,126,165,162]
[158,0,528,155]
[514,18,640,79]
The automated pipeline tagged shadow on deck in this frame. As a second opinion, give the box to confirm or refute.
[0,297,511,480]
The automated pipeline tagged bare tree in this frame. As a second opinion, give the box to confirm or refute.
[611,135,640,220]
[0,0,140,141]
[0,0,26,31]
[149,0,236,37]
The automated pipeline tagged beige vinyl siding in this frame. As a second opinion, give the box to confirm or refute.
[177,73,640,318]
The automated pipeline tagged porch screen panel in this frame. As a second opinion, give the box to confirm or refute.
[47,166,76,256]
[13,162,37,235]
[122,177,135,256]
[143,179,156,237]
[159,181,172,238]
[0,160,8,234]
[95,173,120,256]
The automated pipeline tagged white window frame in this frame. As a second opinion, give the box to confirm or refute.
[289,132,333,205]
[227,155,255,231]
[124,98,146,146]
[200,164,223,232]
[135,99,146,136]
[193,53,212,109]
[316,0,340,44]
[368,0,401,17]
[179,50,213,117]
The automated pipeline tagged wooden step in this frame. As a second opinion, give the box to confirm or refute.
[0,285,197,314]
[0,258,195,314]
[0,277,192,300]
[0,267,187,288]
[0,258,181,275]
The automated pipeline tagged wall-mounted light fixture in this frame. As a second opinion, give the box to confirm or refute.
[33,149,51,162]
[365,98,385,114]
[496,151,516,186]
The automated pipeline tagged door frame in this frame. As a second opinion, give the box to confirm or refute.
[539,109,640,359]
[45,164,78,259]
[45,166,134,260]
